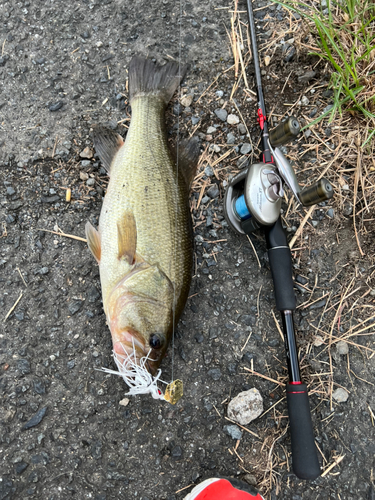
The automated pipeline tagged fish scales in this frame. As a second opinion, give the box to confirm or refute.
[99,96,192,314]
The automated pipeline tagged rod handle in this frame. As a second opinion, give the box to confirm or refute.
[266,220,296,311]
[286,383,321,480]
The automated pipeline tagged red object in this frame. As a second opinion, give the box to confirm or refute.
[193,479,263,500]
[289,381,302,385]
[257,108,266,129]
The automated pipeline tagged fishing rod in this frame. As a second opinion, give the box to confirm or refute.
[224,0,333,480]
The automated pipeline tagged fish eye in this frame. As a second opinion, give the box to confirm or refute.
[149,333,164,350]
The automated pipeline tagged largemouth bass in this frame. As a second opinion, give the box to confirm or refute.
[85,57,198,393]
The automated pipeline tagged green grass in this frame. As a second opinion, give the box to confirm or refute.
[273,0,375,145]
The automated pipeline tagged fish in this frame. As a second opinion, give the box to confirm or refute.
[85,57,199,395]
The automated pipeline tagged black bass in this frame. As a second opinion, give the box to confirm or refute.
[85,57,198,392]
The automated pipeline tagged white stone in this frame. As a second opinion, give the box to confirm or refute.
[332,388,349,403]
[181,94,193,107]
[336,340,349,355]
[227,114,240,125]
[207,126,217,134]
[119,398,130,407]
[301,96,310,106]
[227,388,263,425]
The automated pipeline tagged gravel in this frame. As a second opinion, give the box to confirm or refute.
[0,2,372,499]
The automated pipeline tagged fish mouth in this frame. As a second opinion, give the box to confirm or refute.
[112,330,159,375]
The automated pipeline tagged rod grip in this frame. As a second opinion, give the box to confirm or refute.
[286,383,321,480]
[267,247,296,311]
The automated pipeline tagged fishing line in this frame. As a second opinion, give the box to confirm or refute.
[171,0,184,384]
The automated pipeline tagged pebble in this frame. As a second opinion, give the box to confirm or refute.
[223,425,243,440]
[86,178,95,187]
[243,474,257,487]
[309,108,318,118]
[300,96,310,106]
[181,94,193,107]
[284,45,296,62]
[194,333,204,343]
[227,114,239,125]
[343,201,352,216]
[332,388,349,403]
[87,286,100,303]
[6,186,16,196]
[67,360,75,369]
[238,123,247,135]
[227,133,236,144]
[119,398,129,407]
[240,143,251,155]
[49,101,64,112]
[309,298,327,310]
[215,90,224,98]
[298,71,316,83]
[171,445,183,459]
[68,300,83,315]
[207,368,222,380]
[336,341,349,355]
[80,172,89,181]
[22,407,48,431]
[15,462,29,474]
[204,165,214,177]
[207,185,219,199]
[214,109,227,122]
[227,388,263,425]
[41,195,60,204]
[323,104,334,114]
[191,116,200,125]
[33,380,46,395]
[80,147,93,159]
[17,359,31,375]
[81,160,91,168]
[326,208,334,218]
[209,144,221,153]
[304,129,312,138]
[207,126,217,134]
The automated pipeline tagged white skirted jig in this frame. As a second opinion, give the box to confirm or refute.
[100,340,166,400]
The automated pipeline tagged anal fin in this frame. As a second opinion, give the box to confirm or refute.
[92,126,124,174]
[117,211,137,265]
[85,221,101,263]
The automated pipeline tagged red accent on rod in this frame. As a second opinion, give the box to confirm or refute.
[257,108,266,129]
[289,381,302,385]
[289,391,306,394]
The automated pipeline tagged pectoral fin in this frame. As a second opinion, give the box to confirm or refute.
[117,211,137,265]
[85,221,101,263]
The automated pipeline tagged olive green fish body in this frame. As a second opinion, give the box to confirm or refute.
[86,58,198,373]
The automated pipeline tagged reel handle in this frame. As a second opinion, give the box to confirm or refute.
[269,117,301,147]
[299,178,334,206]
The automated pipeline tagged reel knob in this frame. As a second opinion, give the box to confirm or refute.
[269,117,300,147]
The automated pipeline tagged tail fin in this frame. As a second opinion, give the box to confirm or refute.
[128,57,188,105]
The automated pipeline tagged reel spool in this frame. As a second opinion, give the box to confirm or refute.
[224,163,283,235]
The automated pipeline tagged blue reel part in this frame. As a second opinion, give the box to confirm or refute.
[234,195,252,220]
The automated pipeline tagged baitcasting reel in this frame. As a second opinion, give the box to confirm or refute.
[224,117,334,235]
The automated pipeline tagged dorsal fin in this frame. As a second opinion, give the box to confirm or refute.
[85,221,101,263]
[92,126,124,174]
[176,136,200,190]
[117,211,137,265]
